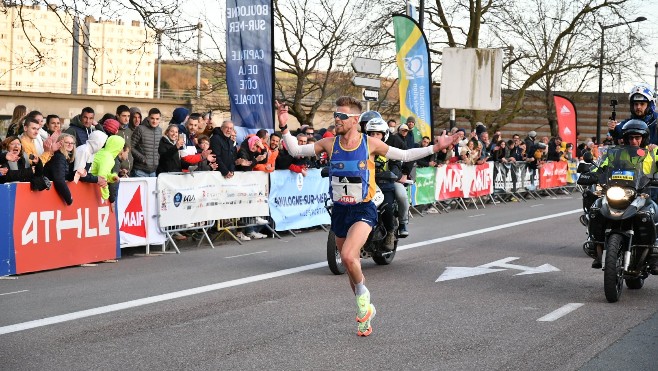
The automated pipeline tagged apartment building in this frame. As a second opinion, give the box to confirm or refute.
[0,5,155,98]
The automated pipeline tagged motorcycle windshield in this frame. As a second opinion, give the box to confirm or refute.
[601,146,649,188]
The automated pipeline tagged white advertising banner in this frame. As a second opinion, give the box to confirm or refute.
[117,177,167,247]
[157,171,269,228]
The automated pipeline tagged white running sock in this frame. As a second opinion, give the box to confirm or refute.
[355,280,367,296]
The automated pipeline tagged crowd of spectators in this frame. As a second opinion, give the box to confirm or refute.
[3,103,598,242]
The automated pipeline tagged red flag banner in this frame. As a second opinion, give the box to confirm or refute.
[554,94,577,157]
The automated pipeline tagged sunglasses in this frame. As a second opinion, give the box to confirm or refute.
[333,111,359,120]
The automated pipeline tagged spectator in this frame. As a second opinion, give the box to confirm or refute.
[170,107,190,130]
[509,134,525,162]
[563,143,574,161]
[323,124,336,138]
[45,115,62,136]
[199,111,214,137]
[276,133,311,176]
[387,119,397,134]
[102,118,120,136]
[194,135,218,171]
[547,136,563,161]
[115,106,140,175]
[0,136,43,184]
[129,107,142,130]
[115,105,131,132]
[65,107,103,146]
[210,120,237,178]
[524,130,537,153]
[43,133,84,205]
[403,117,418,148]
[73,130,108,186]
[131,108,162,177]
[490,140,510,163]
[478,131,491,162]
[157,124,186,175]
[6,105,27,138]
[20,117,53,165]
[253,132,280,173]
[416,136,437,167]
[602,133,614,145]
[460,137,481,165]
[91,135,124,201]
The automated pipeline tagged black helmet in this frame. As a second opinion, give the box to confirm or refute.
[621,119,649,147]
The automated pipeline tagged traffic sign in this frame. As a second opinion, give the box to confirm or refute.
[352,76,381,89]
[351,57,381,75]
[362,89,379,101]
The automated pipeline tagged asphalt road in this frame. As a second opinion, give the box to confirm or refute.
[1,194,657,370]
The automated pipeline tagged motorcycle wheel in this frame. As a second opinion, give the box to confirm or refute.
[604,234,625,303]
[327,231,346,275]
[372,240,397,265]
[625,277,645,289]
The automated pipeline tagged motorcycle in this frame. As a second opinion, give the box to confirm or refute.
[577,146,658,302]
[323,170,399,275]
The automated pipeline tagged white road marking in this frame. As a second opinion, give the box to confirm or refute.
[537,303,584,322]
[225,251,268,259]
[469,214,486,218]
[0,208,582,336]
[0,290,28,296]
[530,204,544,207]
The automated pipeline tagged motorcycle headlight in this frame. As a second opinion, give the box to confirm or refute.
[606,186,635,209]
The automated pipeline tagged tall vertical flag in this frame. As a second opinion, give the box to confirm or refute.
[226,1,274,141]
[393,14,433,142]
[553,94,577,157]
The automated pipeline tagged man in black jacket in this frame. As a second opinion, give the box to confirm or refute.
[210,120,237,179]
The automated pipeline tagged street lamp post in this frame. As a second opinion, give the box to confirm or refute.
[595,16,646,144]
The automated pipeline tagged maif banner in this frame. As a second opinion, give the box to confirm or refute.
[226,0,274,140]
[12,182,119,274]
[117,178,166,247]
[393,14,433,142]
[157,172,269,228]
[554,94,577,158]
[539,162,568,189]
[409,167,437,205]
[268,169,330,231]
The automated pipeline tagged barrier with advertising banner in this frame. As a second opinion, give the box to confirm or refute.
[268,169,330,231]
[117,177,167,248]
[157,171,270,227]
[435,163,493,201]
[408,167,437,206]
[10,182,119,275]
[539,161,568,189]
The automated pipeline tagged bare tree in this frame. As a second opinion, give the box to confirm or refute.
[273,0,374,126]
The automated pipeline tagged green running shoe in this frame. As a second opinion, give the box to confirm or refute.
[357,304,376,337]
[356,291,372,322]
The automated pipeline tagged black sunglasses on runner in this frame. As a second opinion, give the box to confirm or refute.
[333,111,359,120]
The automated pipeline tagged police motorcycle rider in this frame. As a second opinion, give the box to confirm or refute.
[359,111,411,237]
[365,118,403,250]
[608,84,658,145]
[583,119,658,274]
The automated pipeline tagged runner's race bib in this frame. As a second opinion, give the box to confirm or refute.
[331,176,363,204]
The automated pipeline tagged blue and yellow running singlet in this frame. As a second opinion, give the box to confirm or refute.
[328,134,376,205]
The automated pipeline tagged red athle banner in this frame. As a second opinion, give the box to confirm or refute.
[554,94,577,157]
[539,162,568,189]
[12,182,119,274]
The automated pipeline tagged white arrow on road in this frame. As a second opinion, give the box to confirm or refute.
[480,257,561,275]
[436,257,560,282]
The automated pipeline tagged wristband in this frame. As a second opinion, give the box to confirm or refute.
[279,125,288,131]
